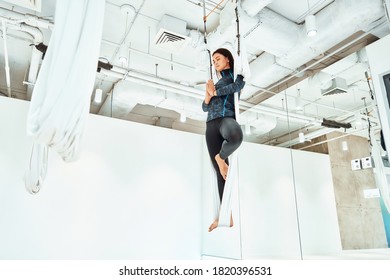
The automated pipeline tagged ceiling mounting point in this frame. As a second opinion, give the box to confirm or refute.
[120,4,136,16]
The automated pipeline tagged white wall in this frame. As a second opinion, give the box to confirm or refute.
[201,142,341,260]
[0,96,342,259]
[0,96,203,259]
[237,144,341,259]
[291,150,342,256]
[201,146,242,259]
[238,143,302,259]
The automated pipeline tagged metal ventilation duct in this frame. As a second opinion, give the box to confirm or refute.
[153,14,190,52]
[321,77,348,96]
[154,29,190,52]
[1,0,41,12]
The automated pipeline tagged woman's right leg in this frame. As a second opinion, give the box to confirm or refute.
[205,118,227,202]
[206,118,234,232]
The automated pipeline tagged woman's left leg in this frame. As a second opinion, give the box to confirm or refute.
[214,116,243,183]
[219,117,243,160]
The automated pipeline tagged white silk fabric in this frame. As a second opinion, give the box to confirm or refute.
[25,0,105,194]
[211,49,251,227]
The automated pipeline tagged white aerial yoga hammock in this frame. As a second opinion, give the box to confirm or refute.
[209,87,240,227]
[204,0,251,227]
[24,0,105,194]
[210,49,250,227]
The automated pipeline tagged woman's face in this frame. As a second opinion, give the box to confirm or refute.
[212,53,230,72]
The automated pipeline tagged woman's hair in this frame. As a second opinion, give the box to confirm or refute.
[212,48,234,71]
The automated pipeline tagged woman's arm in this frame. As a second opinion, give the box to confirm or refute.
[215,74,245,96]
[202,80,215,111]
[202,100,209,112]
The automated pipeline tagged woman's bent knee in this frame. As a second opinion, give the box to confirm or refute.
[231,128,243,145]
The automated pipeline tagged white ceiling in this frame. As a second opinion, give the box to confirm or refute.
[1,0,389,149]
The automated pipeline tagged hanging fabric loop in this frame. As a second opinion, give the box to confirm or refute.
[24,0,105,194]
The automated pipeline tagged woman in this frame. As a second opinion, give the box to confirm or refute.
[202,48,245,232]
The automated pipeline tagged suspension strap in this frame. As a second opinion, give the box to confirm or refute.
[364,71,374,148]
[202,0,244,229]
[203,0,213,79]
[235,1,240,56]
[219,0,243,228]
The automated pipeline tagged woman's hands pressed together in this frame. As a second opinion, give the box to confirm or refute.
[204,79,216,104]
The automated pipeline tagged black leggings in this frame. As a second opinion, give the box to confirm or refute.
[205,117,243,202]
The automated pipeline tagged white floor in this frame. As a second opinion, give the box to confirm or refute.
[304,248,390,260]
[202,248,390,260]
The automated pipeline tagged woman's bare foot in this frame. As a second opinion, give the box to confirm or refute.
[215,154,229,180]
[208,219,219,232]
[208,215,234,232]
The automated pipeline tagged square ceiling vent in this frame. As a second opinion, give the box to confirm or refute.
[2,0,41,12]
[321,77,348,96]
[153,14,191,53]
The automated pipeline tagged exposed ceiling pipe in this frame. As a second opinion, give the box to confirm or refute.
[0,10,46,100]
[247,0,384,89]
[98,80,207,122]
[6,22,43,43]
[5,22,44,100]
[1,20,11,97]
[98,68,204,108]
[247,18,387,103]
[26,46,43,100]
[203,0,281,52]
[276,127,337,148]
[98,71,281,134]
[98,81,161,119]
[309,50,369,89]
[279,0,383,69]
[0,7,54,29]
[189,0,299,75]
[276,102,382,147]
[99,66,320,127]
[241,0,274,17]
[385,0,390,23]
[246,103,319,124]
[241,113,277,135]
[111,66,205,97]
[100,8,331,127]
[284,125,377,151]
[296,129,357,150]
[185,0,276,71]
[102,25,324,126]
[193,0,384,91]
[241,7,300,58]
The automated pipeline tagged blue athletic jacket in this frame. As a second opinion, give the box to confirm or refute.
[202,69,245,122]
